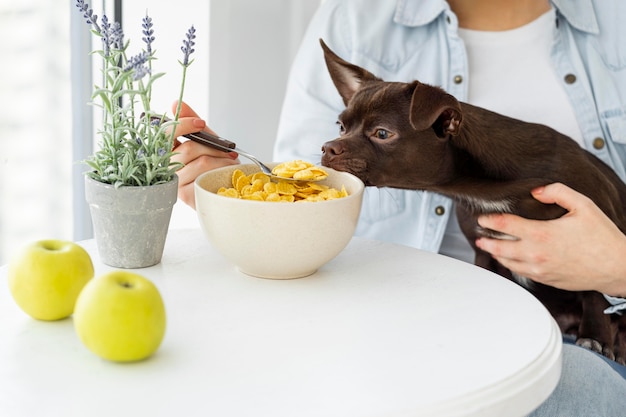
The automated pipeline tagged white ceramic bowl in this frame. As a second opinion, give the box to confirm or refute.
[194,163,365,279]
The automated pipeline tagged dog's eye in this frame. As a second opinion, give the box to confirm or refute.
[336,121,346,135]
[374,129,391,140]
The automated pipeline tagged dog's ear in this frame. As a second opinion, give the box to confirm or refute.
[409,82,463,137]
[320,39,381,105]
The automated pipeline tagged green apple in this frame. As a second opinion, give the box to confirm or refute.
[73,271,166,362]
[8,239,94,321]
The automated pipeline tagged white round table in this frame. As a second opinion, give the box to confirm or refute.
[0,229,561,417]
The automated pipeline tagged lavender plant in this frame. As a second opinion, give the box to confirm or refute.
[75,1,197,187]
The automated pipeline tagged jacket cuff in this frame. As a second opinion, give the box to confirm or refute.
[603,294,626,314]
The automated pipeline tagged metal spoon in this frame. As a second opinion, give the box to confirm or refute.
[182,130,324,183]
[182,130,277,177]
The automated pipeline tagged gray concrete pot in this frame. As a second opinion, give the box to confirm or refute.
[84,175,178,268]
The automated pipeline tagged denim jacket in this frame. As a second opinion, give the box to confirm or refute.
[274,0,626,254]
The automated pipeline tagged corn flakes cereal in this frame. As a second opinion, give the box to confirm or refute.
[250,172,270,184]
[272,160,329,181]
[232,169,246,187]
[235,173,249,193]
[215,161,348,203]
[276,182,297,195]
[266,193,282,202]
[216,187,239,198]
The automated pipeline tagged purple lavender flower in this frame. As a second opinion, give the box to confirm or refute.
[132,65,151,81]
[109,21,124,50]
[75,0,101,33]
[76,2,124,54]
[100,15,111,56]
[142,15,155,54]
[76,5,198,186]
[124,51,151,80]
[180,26,196,66]
[123,51,149,71]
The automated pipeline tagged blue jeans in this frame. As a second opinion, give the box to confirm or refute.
[529,340,626,417]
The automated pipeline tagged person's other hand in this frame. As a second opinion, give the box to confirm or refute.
[476,182,626,296]
[170,101,239,208]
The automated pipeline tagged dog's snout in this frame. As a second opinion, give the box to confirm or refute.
[321,140,344,156]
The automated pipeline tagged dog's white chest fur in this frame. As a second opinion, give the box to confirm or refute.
[460,195,513,213]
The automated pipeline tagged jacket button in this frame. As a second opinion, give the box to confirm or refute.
[564,73,577,84]
[435,206,445,216]
[453,75,463,84]
[593,137,605,150]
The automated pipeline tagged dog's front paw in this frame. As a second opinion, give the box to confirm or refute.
[576,337,616,361]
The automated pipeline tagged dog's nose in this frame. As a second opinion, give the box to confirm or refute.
[321,140,344,156]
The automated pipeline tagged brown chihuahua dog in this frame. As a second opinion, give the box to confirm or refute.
[319,39,626,364]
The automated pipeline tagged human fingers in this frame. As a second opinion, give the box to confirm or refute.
[477,212,527,241]
[474,183,585,252]
[171,100,200,119]
[176,158,240,209]
[171,117,215,145]
[475,214,552,272]
[474,220,557,288]
[173,141,239,208]
[530,182,593,213]
[476,183,584,238]
[476,183,626,291]
[475,214,532,259]
[172,138,238,166]
[168,101,217,147]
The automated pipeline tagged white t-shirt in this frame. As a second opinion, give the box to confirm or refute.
[439,7,584,263]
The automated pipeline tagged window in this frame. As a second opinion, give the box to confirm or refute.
[0,2,73,264]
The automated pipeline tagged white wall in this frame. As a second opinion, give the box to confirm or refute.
[208,0,319,163]
[122,1,211,123]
